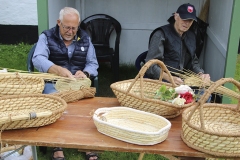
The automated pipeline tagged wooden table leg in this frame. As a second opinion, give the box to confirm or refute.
[138,152,145,160]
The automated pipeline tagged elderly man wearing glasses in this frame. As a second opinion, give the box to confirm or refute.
[32,7,99,160]
[33,7,98,94]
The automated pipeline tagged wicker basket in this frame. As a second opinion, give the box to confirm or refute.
[0,73,44,96]
[0,94,67,130]
[181,78,240,157]
[93,106,171,145]
[52,87,96,103]
[110,59,194,118]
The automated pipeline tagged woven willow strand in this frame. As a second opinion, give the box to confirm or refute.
[166,65,240,99]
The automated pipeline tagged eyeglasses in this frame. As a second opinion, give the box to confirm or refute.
[61,23,78,32]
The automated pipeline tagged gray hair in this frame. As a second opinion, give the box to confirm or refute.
[59,7,80,22]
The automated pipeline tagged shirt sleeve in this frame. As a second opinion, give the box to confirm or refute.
[191,54,204,74]
[83,38,99,77]
[32,34,54,73]
[145,30,165,79]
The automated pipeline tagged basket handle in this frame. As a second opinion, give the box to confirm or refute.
[187,78,240,130]
[0,111,52,124]
[126,59,177,97]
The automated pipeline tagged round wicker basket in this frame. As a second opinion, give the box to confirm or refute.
[0,73,44,96]
[181,78,240,157]
[0,94,67,130]
[110,59,194,119]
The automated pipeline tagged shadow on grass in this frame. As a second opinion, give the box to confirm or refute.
[97,62,139,97]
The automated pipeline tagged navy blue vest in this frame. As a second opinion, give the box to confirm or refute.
[43,25,90,74]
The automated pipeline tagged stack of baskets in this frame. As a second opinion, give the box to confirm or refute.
[0,73,44,96]
[181,78,240,157]
[0,73,67,130]
[110,59,194,118]
[0,94,67,130]
[0,73,67,153]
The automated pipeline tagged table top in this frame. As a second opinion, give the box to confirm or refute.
[2,97,214,158]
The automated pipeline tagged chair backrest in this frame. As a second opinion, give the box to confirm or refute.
[135,51,148,71]
[27,43,37,72]
[80,14,121,50]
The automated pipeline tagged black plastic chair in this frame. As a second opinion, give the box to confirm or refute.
[135,51,148,71]
[26,44,99,95]
[135,51,148,78]
[80,14,121,82]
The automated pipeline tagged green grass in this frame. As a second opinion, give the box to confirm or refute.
[1,43,240,160]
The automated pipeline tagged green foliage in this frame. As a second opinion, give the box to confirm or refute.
[231,54,240,104]
[0,43,33,71]
[155,84,177,101]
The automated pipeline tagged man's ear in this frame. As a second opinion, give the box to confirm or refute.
[57,19,61,26]
[173,13,177,20]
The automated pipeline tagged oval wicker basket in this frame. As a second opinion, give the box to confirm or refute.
[0,94,67,130]
[93,106,171,145]
[181,78,240,157]
[0,73,44,96]
[110,59,194,119]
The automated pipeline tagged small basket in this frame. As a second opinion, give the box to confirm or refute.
[93,106,171,145]
[0,73,44,96]
[0,94,67,130]
[181,78,240,157]
[110,59,194,118]
[52,87,96,103]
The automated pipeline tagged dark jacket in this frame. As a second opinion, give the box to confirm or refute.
[43,25,90,74]
[145,23,204,79]
[154,24,196,72]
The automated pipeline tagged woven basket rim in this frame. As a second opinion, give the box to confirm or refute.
[110,79,194,109]
[93,106,171,135]
[182,103,240,136]
[182,78,240,135]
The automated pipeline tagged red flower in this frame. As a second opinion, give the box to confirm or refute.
[180,92,193,104]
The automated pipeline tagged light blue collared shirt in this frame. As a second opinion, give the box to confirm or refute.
[32,32,99,77]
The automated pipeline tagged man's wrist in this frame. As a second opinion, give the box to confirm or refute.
[83,71,90,78]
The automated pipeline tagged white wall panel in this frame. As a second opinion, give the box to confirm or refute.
[203,0,233,80]
[0,0,37,25]
[82,0,204,64]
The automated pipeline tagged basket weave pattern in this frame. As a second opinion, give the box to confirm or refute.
[181,78,240,157]
[93,107,171,145]
[0,94,67,130]
[52,87,96,103]
[0,74,44,96]
[111,59,193,118]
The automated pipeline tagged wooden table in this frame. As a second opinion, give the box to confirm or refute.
[2,97,215,159]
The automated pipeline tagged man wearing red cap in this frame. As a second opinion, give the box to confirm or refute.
[145,3,210,85]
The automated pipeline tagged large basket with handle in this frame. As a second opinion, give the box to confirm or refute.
[181,78,240,157]
[0,73,44,96]
[110,59,194,119]
[0,94,67,130]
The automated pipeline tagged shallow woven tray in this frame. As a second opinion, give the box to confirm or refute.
[181,78,240,157]
[0,73,44,96]
[93,106,171,145]
[110,59,194,119]
[0,94,67,130]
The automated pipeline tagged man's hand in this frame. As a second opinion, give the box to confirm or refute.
[162,72,184,85]
[173,77,184,85]
[74,70,87,78]
[48,65,74,78]
[199,73,211,85]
